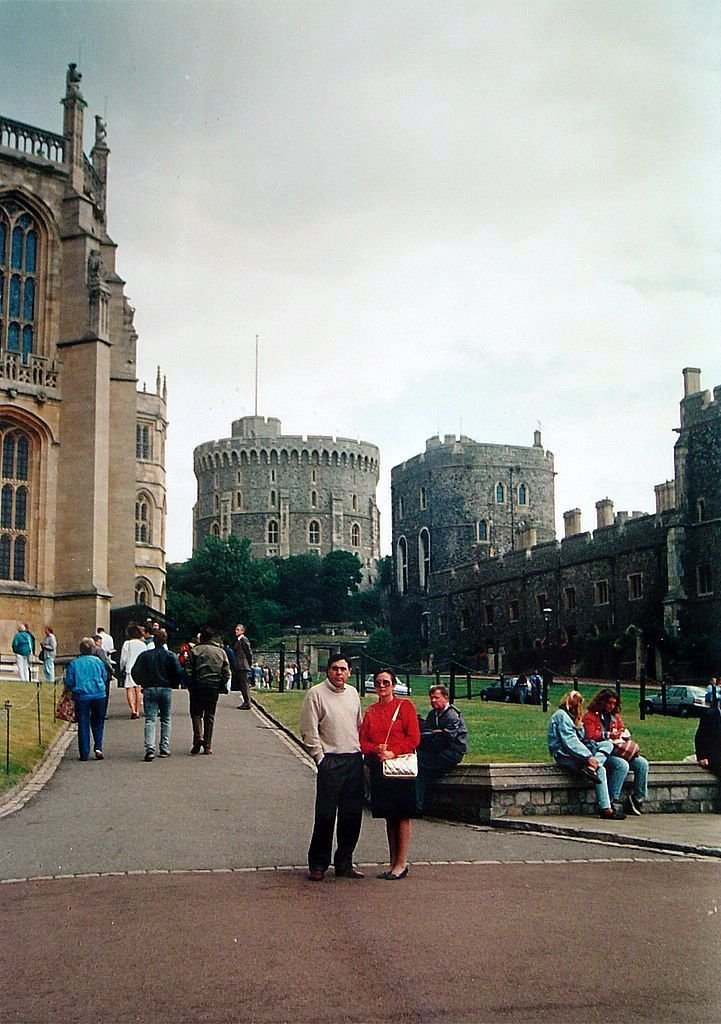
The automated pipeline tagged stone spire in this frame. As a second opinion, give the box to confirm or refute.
[61,63,86,193]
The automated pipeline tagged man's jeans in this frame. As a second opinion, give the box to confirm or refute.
[143,687,172,754]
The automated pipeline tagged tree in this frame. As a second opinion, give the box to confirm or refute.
[167,536,279,643]
[318,550,362,621]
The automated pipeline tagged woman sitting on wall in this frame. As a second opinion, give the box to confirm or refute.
[583,688,649,816]
[547,690,625,820]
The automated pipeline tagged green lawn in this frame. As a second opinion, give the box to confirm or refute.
[255,678,699,763]
[0,680,66,792]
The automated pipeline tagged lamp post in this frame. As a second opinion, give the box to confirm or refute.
[541,607,552,712]
[293,625,302,689]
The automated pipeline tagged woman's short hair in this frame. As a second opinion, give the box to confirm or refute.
[374,667,398,687]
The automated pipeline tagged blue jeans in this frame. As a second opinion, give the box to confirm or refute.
[143,687,172,754]
[75,697,105,760]
[609,753,649,801]
[555,740,621,811]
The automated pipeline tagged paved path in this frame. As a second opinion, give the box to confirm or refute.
[1,688,720,1023]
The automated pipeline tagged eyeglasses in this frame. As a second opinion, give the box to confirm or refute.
[375,680,393,687]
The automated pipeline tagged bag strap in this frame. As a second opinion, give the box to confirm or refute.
[382,701,402,747]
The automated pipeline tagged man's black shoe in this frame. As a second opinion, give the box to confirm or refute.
[308,869,325,882]
[335,868,364,879]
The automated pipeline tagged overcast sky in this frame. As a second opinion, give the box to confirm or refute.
[2,0,720,562]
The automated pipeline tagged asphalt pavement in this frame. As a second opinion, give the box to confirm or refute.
[1,687,720,1024]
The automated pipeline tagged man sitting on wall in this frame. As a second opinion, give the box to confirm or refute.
[416,684,468,811]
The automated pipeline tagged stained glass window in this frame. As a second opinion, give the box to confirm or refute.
[1,204,38,359]
[0,426,32,581]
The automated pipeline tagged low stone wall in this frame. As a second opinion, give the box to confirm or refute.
[423,762,721,824]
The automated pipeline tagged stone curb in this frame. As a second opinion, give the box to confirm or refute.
[0,721,75,818]
[492,816,721,860]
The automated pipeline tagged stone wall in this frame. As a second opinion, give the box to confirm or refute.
[423,762,721,824]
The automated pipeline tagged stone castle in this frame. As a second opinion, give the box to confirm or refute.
[193,416,380,585]
[391,368,721,678]
[0,65,167,653]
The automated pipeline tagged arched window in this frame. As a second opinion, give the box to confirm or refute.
[135,581,151,606]
[418,528,430,592]
[351,522,361,547]
[308,520,320,545]
[397,536,408,595]
[0,203,38,361]
[135,495,151,544]
[267,519,279,544]
[269,489,276,507]
[351,494,357,511]
[311,490,317,508]
[518,483,528,505]
[0,423,32,581]
[477,520,488,542]
[495,482,505,504]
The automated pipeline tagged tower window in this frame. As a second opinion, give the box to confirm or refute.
[267,519,279,544]
[495,482,505,504]
[308,520,320,545]
[351,522,361,547]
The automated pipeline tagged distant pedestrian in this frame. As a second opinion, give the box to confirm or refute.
[300,654,364,881]
[119,624,146,719]
[232,623,253,709]
[131,629,184,761]
[187,626,231,755]
[96,627,115,659]
[92,635,115,719]
[11,623,33,681]
[65,638,107,761]
[40,626,57,683]
[705,677,721,708]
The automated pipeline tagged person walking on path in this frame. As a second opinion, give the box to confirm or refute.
[65,638,107,761]
[232,623,253,709]
[40,626,57,683]
[300,653,364,881]
[360,668,421,880]
[119,624,146,719]
[12,622,33,681]
[187,626,231,755]
[131,628,184,761]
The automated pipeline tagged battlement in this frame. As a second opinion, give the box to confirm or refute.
[393,431,553,477]
[679,367,721,429]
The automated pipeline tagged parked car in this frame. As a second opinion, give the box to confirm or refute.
[642,685,706,717]
[364,674,409,695]
[480,677,519,703]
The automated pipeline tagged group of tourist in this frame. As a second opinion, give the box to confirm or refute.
[11,622,57,683]
[299,655,468,882]
[548,688,649,820]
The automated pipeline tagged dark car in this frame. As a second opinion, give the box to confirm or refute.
[480,677,521,703]
[642,685,706,717]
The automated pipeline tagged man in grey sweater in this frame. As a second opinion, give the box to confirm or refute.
[300,654,364,881]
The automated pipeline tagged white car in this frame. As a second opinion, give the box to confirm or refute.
[364,674,409,695]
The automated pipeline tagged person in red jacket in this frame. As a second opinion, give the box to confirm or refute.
[360,668,420,880]
[583,688,649,816]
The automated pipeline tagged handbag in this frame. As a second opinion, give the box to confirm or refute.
[382,751,418,777]
[56,688,76,723]
[380,701,419,778]
[612,738,640,761]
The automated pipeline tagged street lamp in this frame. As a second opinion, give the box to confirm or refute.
[541,607,552,713]
[293,625,303,689]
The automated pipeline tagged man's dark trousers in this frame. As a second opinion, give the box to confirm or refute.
[308,752,364,873]
[416,747,463,810]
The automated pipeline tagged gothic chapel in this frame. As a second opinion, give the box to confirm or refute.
[0,65,167,654]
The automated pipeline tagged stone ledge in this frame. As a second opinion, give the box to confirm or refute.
[424,762,721,824]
